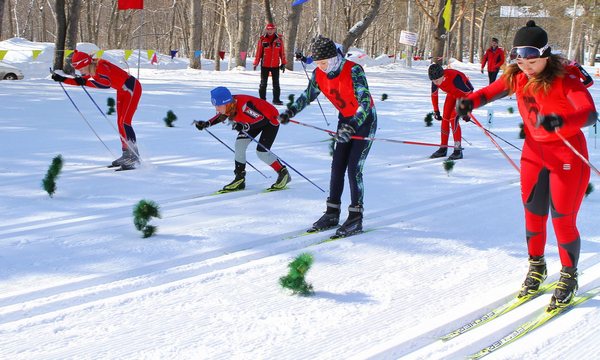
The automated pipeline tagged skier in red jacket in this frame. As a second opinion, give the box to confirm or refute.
[253,23,287,105]
[457,21,597,311]
[194,87,290,191]
[481,37,506,84]
[428,64,474,160]
[51,50,142,170]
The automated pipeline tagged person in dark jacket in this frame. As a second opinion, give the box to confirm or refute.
[253,23,287,105]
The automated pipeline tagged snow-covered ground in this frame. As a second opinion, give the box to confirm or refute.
[1,37,600,359]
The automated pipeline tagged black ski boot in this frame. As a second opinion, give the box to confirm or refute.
[335,205,363,238]
[548,266,578,311]
[111,149,131,167]
[307,201,340,233]
[272,100,284,106]
[518,255,547,298]
[447,149,463,160]
[222,163,246,192]
[430,147,448,158]
[269,167,291,190]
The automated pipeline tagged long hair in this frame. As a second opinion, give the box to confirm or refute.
[501,54,566,95]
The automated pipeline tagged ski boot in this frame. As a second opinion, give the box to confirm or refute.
[269,167,291,190]
[272,100,284,106]
[334,205,363,238]
[111,149,132,167]
[518,255,547,298]
[548,266,578,311]
[430,147,448,158]
[307,201,340,233]
[222,165,246,192]
[447,149,463,160]
[118,147,140,170]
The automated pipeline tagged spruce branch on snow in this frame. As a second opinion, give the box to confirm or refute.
[42,155,63,197]
[286,94,295,110]
[381,93,388,101]
[164,110,178,127]
[443,159,455,175]
[518,123,525,139]
[586,183,594,197]
[507,106,514,114]
[107,97,116,115]
[424,112,433,127]
[279,253,314,296]
[133,199,161,238]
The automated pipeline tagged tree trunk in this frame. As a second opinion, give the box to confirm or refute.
[468,0,476,63]
[455,11,464,61]
[53,0,67,70]
[263,0,273,25]
[284,2,303,70]
[431,0,447,64]
[215,12,225,71]
[7,0,14,37]
[591,40,599,66]
[64,0,82,74]
[477,0,489,61]
[341,0,383,53]
[235,0,252,68]
[0,0,6,38]
[189,0,202,69]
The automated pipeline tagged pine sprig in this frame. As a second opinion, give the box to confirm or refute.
[42,155,64,197]
[586,183,594,197]
[286,94,295,110]
[133,199,161,238]
[518,123,525,139]
[381,93,388,101]
[279,252,314,296]
[164,110,177,127]
[507,106,514,114]
[443,159,455,175]
[424,112,433,127]
[107,97,116,115]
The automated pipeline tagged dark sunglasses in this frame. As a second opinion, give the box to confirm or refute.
[509,44,550,63]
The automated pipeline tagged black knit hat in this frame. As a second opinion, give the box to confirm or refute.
[428,63,444,80]
[311,36,338,61]
[513,20,551,56]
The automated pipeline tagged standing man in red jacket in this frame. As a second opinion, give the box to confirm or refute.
[481,37,506,84]
[253,23,286,105]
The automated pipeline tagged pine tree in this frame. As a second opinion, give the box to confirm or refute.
[133,200,161,238]
[507,106,514,114]
[381,93,388,101]
[586,183,594,197]
[286,94,295,110]
[443,159,455,176]
[107,97,116,115]
[164,110,177,127]
[424,112,433,127]
[42,155,64,197]
[279,252,314,296]
[518,123,526,139]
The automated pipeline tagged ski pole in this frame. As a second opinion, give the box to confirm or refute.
[240,129,326,192]
[288,119,457,148]
[469,114,520,173]
[299,60,330,126]
[555,129,600,176]
[478,125,522,152]
[55,76,116,158]
[203,128,269,179]
[79,83,142,161]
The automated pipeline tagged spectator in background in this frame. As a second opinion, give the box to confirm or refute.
[253,23,286,105]
[481,37,506,84]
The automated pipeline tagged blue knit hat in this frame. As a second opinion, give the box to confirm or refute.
[210,87,233,106]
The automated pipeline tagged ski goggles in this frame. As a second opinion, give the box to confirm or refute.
[509,44,550,63]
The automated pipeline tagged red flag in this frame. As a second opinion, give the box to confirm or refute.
[218,51,225,60]
[118,0,144,10]
[151,53,158,65]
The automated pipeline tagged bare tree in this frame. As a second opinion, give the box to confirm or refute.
[189,0,202,69]
[341,0,383,53]
[64,0,82,74]
[234,0,252,67]
[263,0,274,25]
[53,0,67,70]
[0,0,5,37]
[284,2,303,70]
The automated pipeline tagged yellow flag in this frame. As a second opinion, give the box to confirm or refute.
[63,49,74,59]
[124,50,133,60]
[147,50,155,60]
[32,50,43,60]
[0,50,7,61]
[442,0,452,32]
[95,50,104,58]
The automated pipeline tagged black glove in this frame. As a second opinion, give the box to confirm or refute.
[537,114,563,131]
[232,122,250,132]
[51,73,66,82]
[433,111,442,121]
[278,112,291,125]
[456,98,474,116]
[333,123,355,143]
[279,64,286,73]
[295,52,307,62]
[74,76,86,86]
[460,114,471,122]
[194,120,210,131]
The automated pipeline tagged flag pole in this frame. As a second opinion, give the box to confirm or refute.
[137,9,143,79]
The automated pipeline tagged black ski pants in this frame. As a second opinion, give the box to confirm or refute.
[259,66,281,102]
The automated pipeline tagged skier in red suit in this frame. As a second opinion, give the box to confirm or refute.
[457,21,597,311]
[52,50,142,170]
[481,37,506,84]
[428,64,474,160]
[194,86,290,191]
